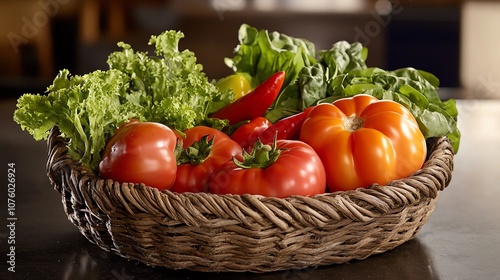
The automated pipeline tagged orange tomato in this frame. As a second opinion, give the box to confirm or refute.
[300,94,426,192]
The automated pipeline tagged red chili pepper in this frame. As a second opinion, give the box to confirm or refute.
[230,117,272,148]
[257,106,314,145]
[210,71,285,125]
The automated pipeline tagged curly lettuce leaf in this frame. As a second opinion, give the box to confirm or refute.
[14,30,232,171]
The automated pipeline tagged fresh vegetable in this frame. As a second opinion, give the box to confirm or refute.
[225,24,316,89]
[14,24,460,198]
[99,119,178,190]
[14,30,233,171]
[216,73,253,100]
[208,139,326,198]
[230,117,272,149]
[323,67,460,153]
[226,24,460,153]
[171,126,242,193]
[300,94,426,192]
[210,71,285,125]
[257,106,314,145]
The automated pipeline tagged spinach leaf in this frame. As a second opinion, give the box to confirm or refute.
[225,23,316,88]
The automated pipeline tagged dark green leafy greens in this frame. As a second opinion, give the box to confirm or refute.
[225,23,317,89]
[14,31,233,171]
[225,24,460,153]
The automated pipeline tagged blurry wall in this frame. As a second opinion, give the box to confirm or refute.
[0,0,466,98]
[73,0,388,79]
[461,0,500,99]
[165,0,387,80]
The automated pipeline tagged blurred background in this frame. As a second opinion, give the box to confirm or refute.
[0,0,498,99]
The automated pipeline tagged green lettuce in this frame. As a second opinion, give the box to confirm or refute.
[225,24,461,153]
[14,30,233,171]
[225,23,317,89]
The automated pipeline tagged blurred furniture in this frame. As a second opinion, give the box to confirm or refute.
[79,0,127,43]
[78,0,169,43]
[0,1,54,78]
[0,0,80,80]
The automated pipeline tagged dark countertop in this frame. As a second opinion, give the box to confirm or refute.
[1,96,499,280]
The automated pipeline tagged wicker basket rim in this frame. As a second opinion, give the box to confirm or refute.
[46,126,454,229]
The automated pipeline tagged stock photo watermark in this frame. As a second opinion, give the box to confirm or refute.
[459,74,500,120]
[6,163,17,273]
[353,0,404,46]
[474,74,500,99]
[6,0,71,54]
[211,0,247,21]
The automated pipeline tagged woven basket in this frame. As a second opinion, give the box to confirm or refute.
[46,126,454,273]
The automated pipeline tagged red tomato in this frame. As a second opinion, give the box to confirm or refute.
[208,140,326,198]
[171,126,243,193]
[300,94,426,192]
[99,120,177,190]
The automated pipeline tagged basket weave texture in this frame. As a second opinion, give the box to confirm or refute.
[46,127,454,273]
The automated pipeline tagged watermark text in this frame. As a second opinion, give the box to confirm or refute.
[6,163,17,273]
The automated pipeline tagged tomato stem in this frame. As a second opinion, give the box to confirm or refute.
[176,134,214,165]
[254,144,272,164]
[233,136,281,169]
[345,116,364,132]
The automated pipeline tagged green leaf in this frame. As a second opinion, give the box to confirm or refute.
[417,109,453,137]
[398,84,429,108]
[265,82,301,122]
[299,63,328,109]
[447,128,461,154]
[390,68,441,103]
[418,69,440,88]
[225,23,317,88]
[319,41,368,77]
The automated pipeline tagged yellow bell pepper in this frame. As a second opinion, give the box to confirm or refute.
[216,74,252,100]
